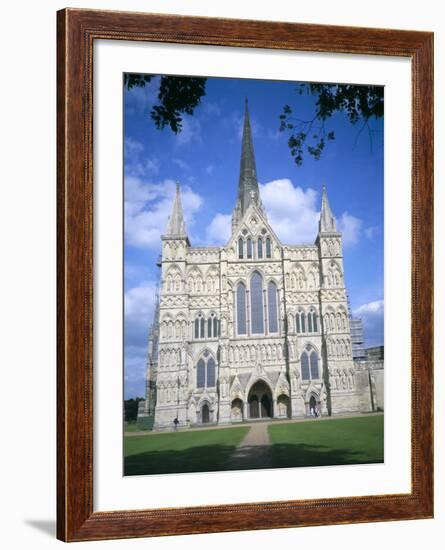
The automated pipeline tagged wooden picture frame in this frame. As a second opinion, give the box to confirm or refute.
[57,8,434,542]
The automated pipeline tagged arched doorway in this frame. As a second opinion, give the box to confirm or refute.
[201,403,210,424]
[277,394,290,418]
[309,395,316,416]
[231,398,243,422]
[248,380,273,419]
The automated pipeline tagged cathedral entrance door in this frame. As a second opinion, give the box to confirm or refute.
[201,404,210,424]
[260,395,271,417]
[249,396,259,418]
[248,380,273,419]
[309,395,316,416]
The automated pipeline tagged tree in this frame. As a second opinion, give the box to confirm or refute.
[279,83,384,166]
[124,73,207,133]
[125,75,383,166]
[124,397,144,423]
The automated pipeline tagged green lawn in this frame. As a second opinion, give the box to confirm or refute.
[268,415,384,468]
[124,416,383,476]
[124,427,249,476]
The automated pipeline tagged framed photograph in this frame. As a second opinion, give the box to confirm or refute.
[57,8,433,542]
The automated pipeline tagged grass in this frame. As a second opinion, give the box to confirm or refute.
[268,415,384,468]
[124,415,384,476]
[124,422,139,433]
[124,426,249,476]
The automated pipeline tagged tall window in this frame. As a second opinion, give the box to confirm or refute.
[296,312,301,333]
[251,271,264,334]
[236,283,247,335]
[196,353,216,388]
[258,238,263,259]
[296,310,306,333]
[195,314,206,339]
[207,317,212,338]
[206,313,219,338]
[195,314,219,339]
[213,317,218,337]
[238,238,244,259]
[301,351,310,380]
[268,281,278,333]
[266,237,271,258]
[310,351,319,379]
[301,346,320,381]
[247,238,252,259]
[207,357,216,387]
[308,309,318,333]
[200,317,205,338]
[197,358,206,387]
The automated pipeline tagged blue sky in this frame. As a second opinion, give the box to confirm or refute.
[124,75,384,399]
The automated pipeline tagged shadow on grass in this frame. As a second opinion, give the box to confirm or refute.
[124,441,383,476]
[124,443,238,476]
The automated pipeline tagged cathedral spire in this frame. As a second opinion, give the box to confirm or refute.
[165,182,187,238]
[236,97,261,216]
[319,184,337,232]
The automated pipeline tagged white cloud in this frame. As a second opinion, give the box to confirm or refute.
[206,213,232,245]
[337,212,363,247]
[353,299,384,347]
[125,76,160,114]
[205,179,363,248]
[202,101,222,117]
[125,280,157,322]
[354,300,384,316]
[172,158,190,171]
[124,137,160,177]
[175,115,202,146]
[259,179,320,244]
[124,281,158,399]
[125,177,203,249]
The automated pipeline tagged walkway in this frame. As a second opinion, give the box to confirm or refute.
[226,422,272,470]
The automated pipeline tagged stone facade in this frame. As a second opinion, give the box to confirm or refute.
[138,101,372,431]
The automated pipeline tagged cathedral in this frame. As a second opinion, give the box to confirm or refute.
[139,101,366,431]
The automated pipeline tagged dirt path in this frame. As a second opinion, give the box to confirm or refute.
[225,423,272,470]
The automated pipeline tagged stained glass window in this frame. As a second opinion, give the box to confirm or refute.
[258,238,263,258]
[266,237,271,258]
[194,318,199,339]
[197,358,206,388]
[308,312,313,333]
[236,283,247,335]
[200,317,205,339]
[207,357,216,387]
[310,351,319,379]
[296,313,301,333]
[268,281,278,333]
[301,352,310,380]
[208,318,212,338]
[213,317,218,338]
[247,238,252,259]
[251,271,264,334]
[238,238,244,259]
